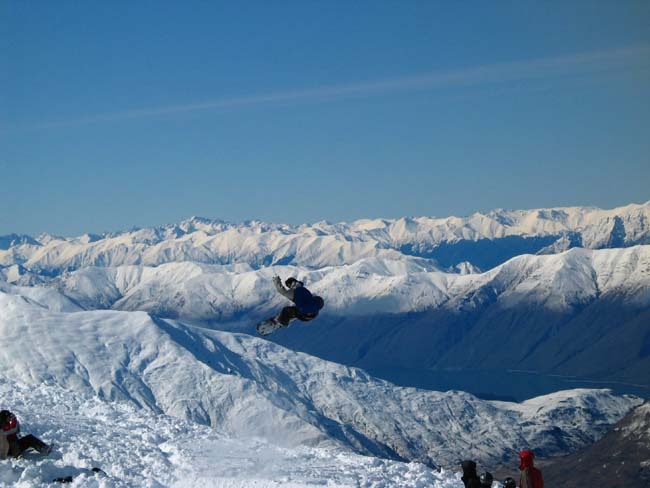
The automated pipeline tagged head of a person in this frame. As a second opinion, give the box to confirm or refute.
[460,459,477,476]
[313,296,324,310]
[0,410,10,425]
[479,471,493,486]
[502,477,517,488]
[285,277,300,289]
[519,449,535,470]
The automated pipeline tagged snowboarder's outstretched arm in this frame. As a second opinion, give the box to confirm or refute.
[273,276,294,300]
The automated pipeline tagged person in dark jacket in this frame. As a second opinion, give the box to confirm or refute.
[0,410,51,458]
[272,277,324,325]
[460,459,482,488]
[519,449,543,488]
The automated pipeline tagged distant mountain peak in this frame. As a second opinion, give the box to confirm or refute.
[1,201,648,274]
[0,233,41,250]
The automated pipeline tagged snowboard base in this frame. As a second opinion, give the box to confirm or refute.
[256,319,286,336]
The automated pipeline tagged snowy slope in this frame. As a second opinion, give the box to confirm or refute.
[0,265,45,286]
[0,376,458,488]
[1,202,648,273]
[0,281,83,313]
[543,402,650,487]
[0,287,640,470]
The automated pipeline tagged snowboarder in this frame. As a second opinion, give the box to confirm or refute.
[257,276,325,336]
[519,449,543,488]
[0,409,51,458]
[460,459,482,488]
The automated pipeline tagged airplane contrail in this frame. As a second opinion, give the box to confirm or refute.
[8,44,650,131]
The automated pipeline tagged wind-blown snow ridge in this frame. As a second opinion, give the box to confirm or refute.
[1,202,648,274]
[0,288,641,470]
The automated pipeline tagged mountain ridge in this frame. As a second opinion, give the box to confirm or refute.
[0,286,642,469]
[1,201,648,274]
[3,244,648,398]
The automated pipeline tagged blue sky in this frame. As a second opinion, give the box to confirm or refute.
[2,1,649,236]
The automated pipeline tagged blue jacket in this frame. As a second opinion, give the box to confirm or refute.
[293,286,322,315]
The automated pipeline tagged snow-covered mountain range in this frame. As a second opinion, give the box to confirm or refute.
[14,244,646,398]
[2,201,649,274]
[43,244,650,320]
[1,202,649,401]
[1,202,649,485]
[0,284,642,473]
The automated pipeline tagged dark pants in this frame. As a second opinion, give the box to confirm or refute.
[276,306,317,326]
[8,435,48,457]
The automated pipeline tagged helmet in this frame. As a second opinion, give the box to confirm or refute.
[503,477,516,488]
[285,277,301,289]
[479,471,493,486]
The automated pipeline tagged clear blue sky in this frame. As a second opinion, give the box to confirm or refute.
[2,1,649,236]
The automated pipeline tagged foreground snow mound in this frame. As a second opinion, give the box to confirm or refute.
[0,377,458,488]
[0,289,641,469]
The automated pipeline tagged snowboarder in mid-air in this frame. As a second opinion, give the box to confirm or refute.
[257,276,324,336]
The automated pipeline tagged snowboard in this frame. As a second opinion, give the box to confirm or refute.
[52,467,106,483]
[256,318,285,336]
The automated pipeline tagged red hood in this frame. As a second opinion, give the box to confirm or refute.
[2,417,16,432]
[519,449,535,470]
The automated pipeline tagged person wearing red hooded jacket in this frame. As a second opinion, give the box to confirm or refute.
[0,410,51,458]
[519,449,543,488]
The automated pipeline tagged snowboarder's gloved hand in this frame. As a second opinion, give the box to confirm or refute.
[273,276,287,293]
[273,276,295,299]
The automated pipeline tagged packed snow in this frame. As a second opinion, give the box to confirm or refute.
[0,376,464,488]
